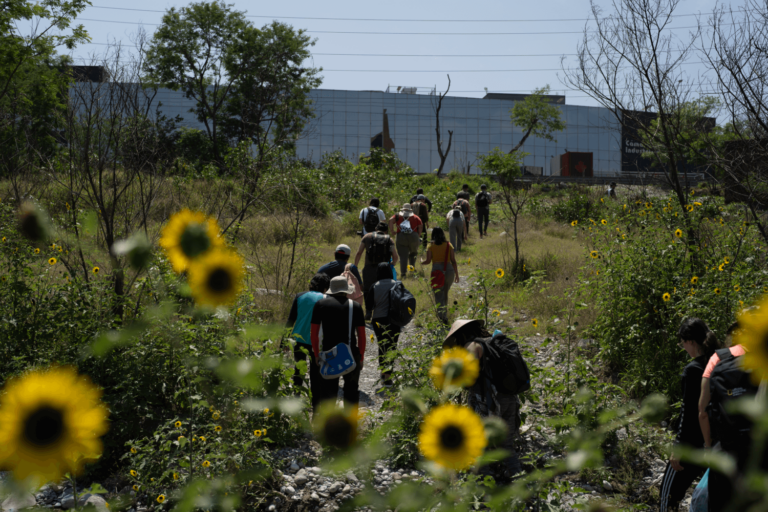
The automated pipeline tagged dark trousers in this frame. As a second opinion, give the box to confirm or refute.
[372,319,401,383]
[293,343,322,412]
[477,208,490,235]
[659,458,705,512]
[464,217,470,237]
[709,441,751,512]
[313,361,362,409]
[362,264,378,317]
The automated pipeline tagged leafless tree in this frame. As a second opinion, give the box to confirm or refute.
[432,75,454,176]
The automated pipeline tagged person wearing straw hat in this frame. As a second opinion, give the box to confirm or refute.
[443,319,524,476]
[309,276,367,411]
[388,203,423,279]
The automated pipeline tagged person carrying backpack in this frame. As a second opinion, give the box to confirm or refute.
[318,244,362,285]
[354,222,399,320]
[443,319,530,477]
[658,318,722,512]
[420,227,459,323]
[310,276,367,410]
[388,203,423,279]
[359,197,386,236]
[475,184,492,239]
[446,206,465,252]
[365,262,402,390]
[453,193,472,241]
[286,273,330,411]
[412,195,430,244]
[409,188,433,213]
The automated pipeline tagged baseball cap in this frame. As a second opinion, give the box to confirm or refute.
[335,244,351,256]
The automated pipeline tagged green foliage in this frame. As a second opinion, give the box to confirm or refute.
[551,191,599,223]
[509,85,566,151]
[477,147,524,181]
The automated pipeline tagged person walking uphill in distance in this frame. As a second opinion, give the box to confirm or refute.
[446,206,465,252]
[658,318,722,512]
[310,276,367,410]
[421,227,459,323]
[453,192,472,242]
[409,188,433,213]
[359,197,386,236]
[318,244,362,284]
[354,222,398,321]
[286,273,330,411]
[411,195,430,245]
[365,262,401,390]
[388,203,423,279]
[475,184,492,239]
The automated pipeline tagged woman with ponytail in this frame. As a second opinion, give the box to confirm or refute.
[659,318,722,512]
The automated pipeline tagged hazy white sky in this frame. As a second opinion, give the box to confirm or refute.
[66,0,732,107]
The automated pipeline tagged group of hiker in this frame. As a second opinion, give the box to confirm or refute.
[660,317,766,512]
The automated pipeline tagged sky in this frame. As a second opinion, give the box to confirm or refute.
[62,0,736,108]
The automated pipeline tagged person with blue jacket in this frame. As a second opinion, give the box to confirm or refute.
[286,273,330,409]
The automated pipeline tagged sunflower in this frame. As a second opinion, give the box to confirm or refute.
[429,347,480,390]
[199,436,206,442]
[157,495,166,504]
[662,293,671,302]
[159,209,224,274]
[132,485,139,492]
[674,229,683,238]
[570,220,578,227]
[714,287,722,295]
[645,202,652,209]
[369,334,374,342]
[130,469,138,477]
[202,460,211,468]
[214,426,222,432]
[130,447,137,454]
[733,296,768,383]
[492,309,501,317]
[212,412,220,420]
[177,436,184,441]
[187,249,245,308]
[495,268,504,278]
[718,264,725,272]
[0,367,109,484]
[173,472,179,480]
[174,421,182,428]
[92,266,99,274]
[590,250,599,259]
[34,248,40,254]
[313,403,359,450]
[48,257,56,265]
[253,430,262,437]
[734,285,741,292]
[407,265,415,272]
[724,256,730,264]
[691,276,699,285]
[418,403,487,471]
[694,202,702,206]
[686,205,694,212]
[601,219,607,225]
[532,318,538,328]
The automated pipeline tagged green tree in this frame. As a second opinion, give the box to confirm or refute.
[508,85,565,154]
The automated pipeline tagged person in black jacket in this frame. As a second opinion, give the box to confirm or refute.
[365,262,400,389]
[409,188,433,212]
[658,318,722,512]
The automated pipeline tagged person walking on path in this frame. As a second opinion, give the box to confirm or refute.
[421,227,459,323]
[309,276,367,410]
[475,184,492,239]
[409,188,433,213]
[388,203,423,279]
[354,222,398,320]
[365,262,401,389]
[446,206,465,252]
[359,197,386,235]
[658,318,721,512]
[286,273,330,410]
[453,193,472,241]
[412,195,430,244]
[318,244,362,284]
[606,182,617,199]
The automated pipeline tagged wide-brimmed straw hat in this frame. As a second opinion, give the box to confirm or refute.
[328,276,354,295]
[443,319,485,348]
[399,203,413,218]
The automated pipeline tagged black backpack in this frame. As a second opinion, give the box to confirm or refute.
[388,281,416,327]
[709,348,759,450]
[367,233,391,264]
[452,209,462,219]
[476,192,490,209]
[456,199,469,215]
[479,334,531,395]
[363,207,380,233]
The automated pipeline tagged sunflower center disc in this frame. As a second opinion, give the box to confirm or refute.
[23,406,64,447]
[443,360,464,381]
[324,414,353,449]
[180,223,211,258]
[440,425,465,450]
[207,268,232,293]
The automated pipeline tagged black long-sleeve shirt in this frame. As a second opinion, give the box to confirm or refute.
[675,355,708,447]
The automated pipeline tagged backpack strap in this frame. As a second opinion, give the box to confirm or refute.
[715,347,734,364]
[347,300,353,345]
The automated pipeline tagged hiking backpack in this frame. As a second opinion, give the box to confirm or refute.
[479,334,531,395]
[388,281,416,327]
[709,348,759,450]
[363,207,380,233]
[398,216,414,234]
[476,192,490,209]
[452,209,462,219]
[455,199,469,216]
[367,233,392,264]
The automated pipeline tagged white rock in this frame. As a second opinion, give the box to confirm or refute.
[284,486,295,494]
[268,505,276,512]
[310,492,319,500]
[308,467,322,475]
[290,463,300,473]
[346,472,359,483]
[294,470,308,486]
[602,480,613,492]
[342,485,351,493]
[329,482,343,494]
[410,471,419,477]
[84,495,109,512]
[2,493,36,512]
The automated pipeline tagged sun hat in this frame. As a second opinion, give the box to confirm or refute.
[328,276,354,295]
[443,319,485,348]
[399,203,413,218]
[335,244,351,256]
